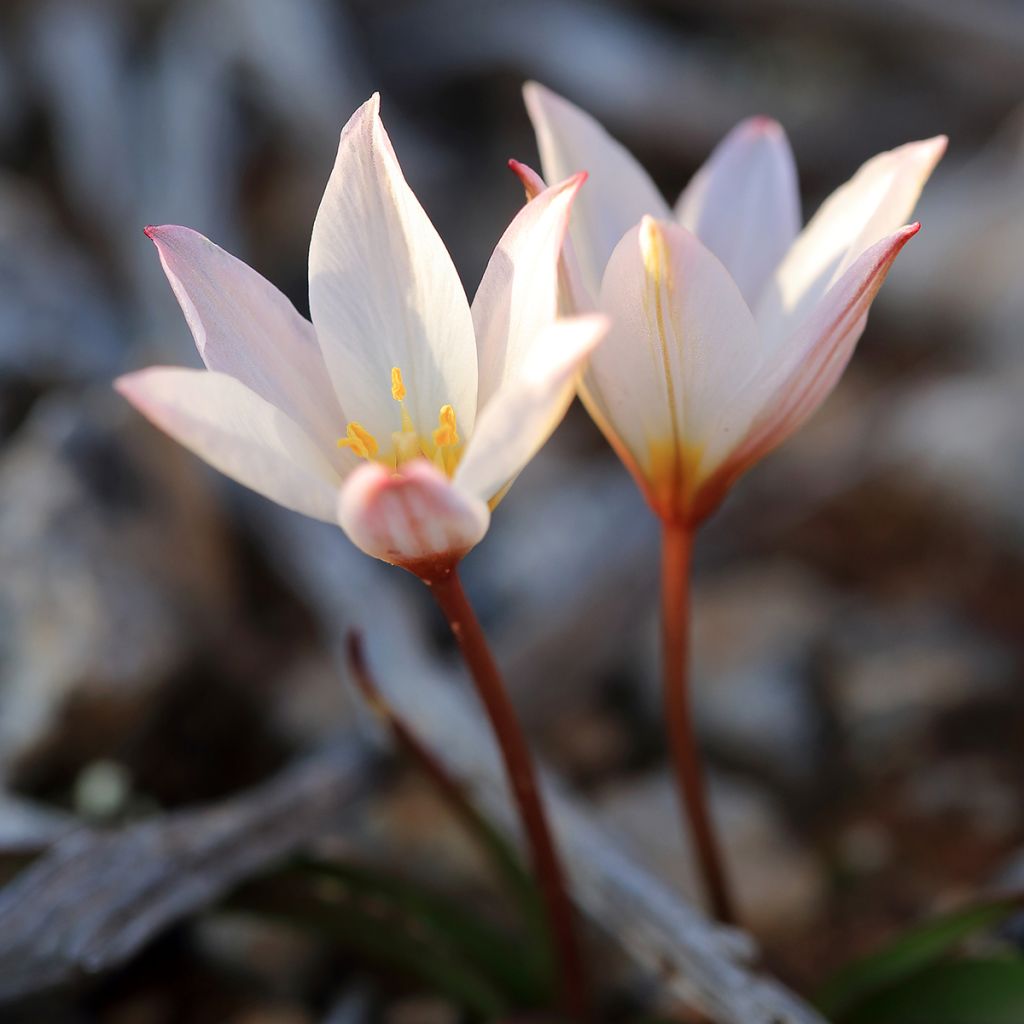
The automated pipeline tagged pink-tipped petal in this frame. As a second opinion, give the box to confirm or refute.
[734,223,922,472]
[116,367,342,523]
[146,225,344,455]
[337,459,490,571]
[506,160,595,318]
[675,115,800,307]
[455,314,607,504]
[472,172,585,410]
[757,136,946,346]
[523,81,670,301]
[508,159,546,201]
[309,94,477,443]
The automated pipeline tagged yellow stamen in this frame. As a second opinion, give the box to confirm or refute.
[390,366,406,402]
[339,368,462,476]
[390,365,415,433]
[337,421,379,459]
[432,404,458,448]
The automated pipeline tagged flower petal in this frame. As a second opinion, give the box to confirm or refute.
[116,367,342,522]
[674,116,800,308]
[146,225,344,455]
[338,458,490,570]
[508,159,594,316]
[732,223,921,473]
[588,217,758,521]
[523,81,670,302]
[309,94,477,443]
[455,315,607,504]
[757,135,945,345]
[471,172,585,411]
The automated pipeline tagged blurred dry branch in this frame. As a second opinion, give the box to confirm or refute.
[0,741,374,1003]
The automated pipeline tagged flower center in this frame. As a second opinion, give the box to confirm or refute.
[337,366,461,476]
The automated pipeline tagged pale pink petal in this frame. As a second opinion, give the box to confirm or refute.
[523,82,670,302]
[757,136,945,345]
[732,224,921,472]
[337,458,490,570]
[587,217,758,519]
[508,160,594,316]
[674,116,800,308]
[471,172,584,411]
[116,368,342,522]
[455,315,607,504]
[147,225,344,455]
[309,94,477,443]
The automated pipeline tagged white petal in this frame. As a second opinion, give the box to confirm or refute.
[587,218,758,518]
[508,159,595,316]
[471,172,584,411]
[338,458,490,570]
[734,224,921,470]
[309,94,477,442]
[523,82,670,302]
[455,315,607,504]
[757,135,946,345]
[116,368,342,522]
[146,225,344,458]
[675,116,800,308]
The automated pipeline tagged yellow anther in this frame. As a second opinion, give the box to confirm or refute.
[390,366,406,402]
[433,404,458,448]
[337,421,379,459]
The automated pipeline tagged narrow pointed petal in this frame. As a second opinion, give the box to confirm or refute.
[757,136,945,345]
[732,224,921,474]
[471,172,584,411]
[146,225,344,454]
[309,94,477,442]
[338,458,490,570]
[523,82,670,301]
[508,159,594,316]
[674,116,800,308]
[455,315,607,504]
[116,368,342,522]
[588,218,758,521]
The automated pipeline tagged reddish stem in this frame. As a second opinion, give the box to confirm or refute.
[425,567,590,1022]
[661,520,737,925]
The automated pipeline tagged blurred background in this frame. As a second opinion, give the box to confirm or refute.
[1,0,1024,1020]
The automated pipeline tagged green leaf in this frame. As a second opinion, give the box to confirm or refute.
[293,858,551,1004]
[228,873,512,1018]
[844,959,1024,1024]
[817,899,1019,1019]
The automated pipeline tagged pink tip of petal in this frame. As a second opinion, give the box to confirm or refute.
[143,225,158,239]
[508,159,547,200]
[746,115,783,136]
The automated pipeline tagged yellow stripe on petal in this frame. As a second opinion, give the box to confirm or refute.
[647,437,704,521]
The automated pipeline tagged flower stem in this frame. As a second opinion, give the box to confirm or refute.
[426,568,590,1022]
[661,520,737,925]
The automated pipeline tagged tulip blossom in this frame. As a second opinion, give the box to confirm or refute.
[118,94,601,1015]
[117,93,606,575]
[520,83,944,926]
[521,82,946,526]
